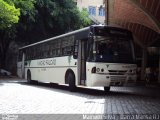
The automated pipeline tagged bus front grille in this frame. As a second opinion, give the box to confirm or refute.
[108,70,127,75]
[110,76,126,82]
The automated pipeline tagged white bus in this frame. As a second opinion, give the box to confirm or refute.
[17,25,137,92]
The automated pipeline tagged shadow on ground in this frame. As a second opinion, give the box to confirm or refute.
[21,81,160,98]
[1,79,160,98]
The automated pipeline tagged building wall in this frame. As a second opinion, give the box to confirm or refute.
[75,0,105,24]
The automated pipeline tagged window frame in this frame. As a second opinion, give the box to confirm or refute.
[88,6,96,16]
[98,7,105,16]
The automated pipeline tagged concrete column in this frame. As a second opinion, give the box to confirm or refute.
[104,0,115,25]
[140,48,147,81]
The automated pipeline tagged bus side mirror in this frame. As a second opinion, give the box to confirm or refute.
[73,53,78,59]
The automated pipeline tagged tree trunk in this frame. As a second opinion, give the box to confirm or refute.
[0,30,10,70]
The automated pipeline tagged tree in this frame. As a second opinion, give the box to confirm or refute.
[0,0,20,69]
[0,0,35,69]
[77,8,92,28]
[0,0,20,29]
[0,0,92,70]
[15,0,92,43]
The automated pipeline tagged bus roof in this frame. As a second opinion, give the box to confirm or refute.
[19,26,90,50]
[19,25,131,50]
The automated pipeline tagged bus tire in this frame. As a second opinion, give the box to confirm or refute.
[68,72,76,92]
[27,70,32,84]
[104,86,110,93]
[27,70,37,84]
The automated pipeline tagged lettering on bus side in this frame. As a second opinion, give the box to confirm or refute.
[37,59,56,66]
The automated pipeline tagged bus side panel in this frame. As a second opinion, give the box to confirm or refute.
[86,62,110,87]
[24,56,77,84]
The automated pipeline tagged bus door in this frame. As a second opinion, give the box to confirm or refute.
[21,53,25,78]
[78,39,87,86]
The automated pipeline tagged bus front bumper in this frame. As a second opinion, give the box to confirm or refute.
[87,74,136,87]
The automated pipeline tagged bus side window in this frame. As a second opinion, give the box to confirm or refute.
[73,40,78,59]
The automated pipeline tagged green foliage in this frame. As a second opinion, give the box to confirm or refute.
[35,0,81,33]
[0,0,92,69]
[79,8,92,28]
[0,0,92,43]
[13,0,36,22]
[16,0,92,43]
[0,0,92,42]
[0,0,20,29]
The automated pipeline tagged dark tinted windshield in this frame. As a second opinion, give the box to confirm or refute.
[88,36,135,63]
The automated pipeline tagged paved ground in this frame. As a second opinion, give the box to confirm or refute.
[0,78,160,120]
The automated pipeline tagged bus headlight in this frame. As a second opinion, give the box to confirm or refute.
[96,68,100,72]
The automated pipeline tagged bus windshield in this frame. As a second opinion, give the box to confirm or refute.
[88,36,135,63]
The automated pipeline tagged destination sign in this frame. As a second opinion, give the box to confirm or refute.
[37,59,56,66]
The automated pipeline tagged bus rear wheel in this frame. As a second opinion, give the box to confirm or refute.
[27,70,32,84]
[104,86,110,93]
[67,72,76,92]
[27,71,37,84]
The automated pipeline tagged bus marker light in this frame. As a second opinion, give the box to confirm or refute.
[96,68,100,72]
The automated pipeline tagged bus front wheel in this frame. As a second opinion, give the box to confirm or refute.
[67,72,76,92]
[104,86,110,93]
